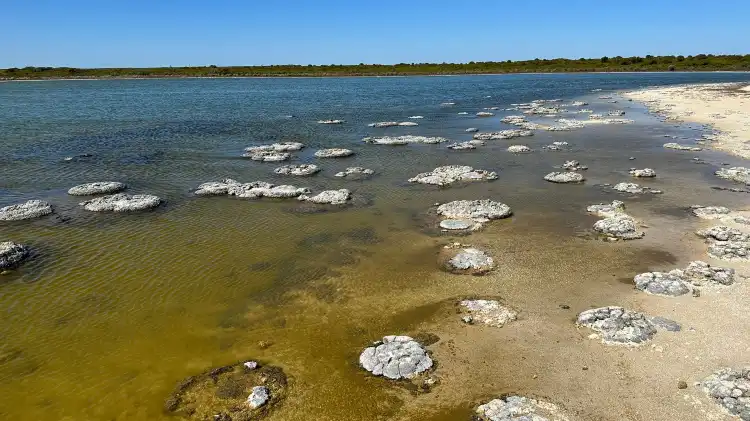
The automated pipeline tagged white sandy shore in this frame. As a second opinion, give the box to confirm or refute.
[625,83,750,159]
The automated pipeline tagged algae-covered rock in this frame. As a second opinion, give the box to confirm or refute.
[164,360,287,420]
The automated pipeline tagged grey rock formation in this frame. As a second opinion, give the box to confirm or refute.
[444,247,495,274]
[274,164,321,176]
[363,135,448,145]
[244,142,304,153]
[629,168,656,178]
[68,181,127,196]
[80,194,162,212]
[691,205,731,220]
[437,200,512,222]
[587,200,626,218]
[476,112,494,117]
[634,271,692,296]
[246,386,269,409]
[196,180,311,199]
[562,160,587,171]
[613,182,644,193]
[408,165,497,186]
[297,189,351,205]
[663,143,702,151]
[335,167,374,178]
[699,367,750,419]
[0,241,30,270]
[648,316,681,332]
[476,395,571,421]
[408,116,424,119]
[317,119,344,124]
[243,150,290,162]
[459,300,517,327]
[465,127,479,133]
[697,226,750,242]
[716,167,750,185]
[507,145,531,153]
[576,306,657,345]
[359,335,433,380]
[367,121,419,127]
[708,241,750,261]
[0,200,53,221]
[447,141,483,150]
[473,130,534,140]
[544,172,585,183]
[314,148,354,158]
[593,215,645,240]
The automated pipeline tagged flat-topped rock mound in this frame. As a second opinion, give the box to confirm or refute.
[243,150,290,162]
[459,299,517,327]
[576,306,657,345]
[587,200,626,218]
[0,241,31,270]
[334,167,374,179]
[473,130,533,140]
[314,148,354,158]
[317,119,344,124]
[359,335,433,380]
[465,127,479,133]
[80,193,162,212]
[297,189,351,205]
[409,165,497,186]
[367,121,418,127]
[447,140,483,150]
[437,200,512,223]
[274,164,320,177]
[543,141,569,151]
[476,395,572,421]
[476,112,494,117]
[664,142,702,151]
[635,261,736,296]
[544,172,584,183]
[68,181,127,196]
[440,245,495,275]
[362,135,448,145]
[716,167,750,185]
[629,168,656,178]
[593,214,645,240]
[562,160,587,171]
[244,142,304,153]
[708,241,750,261]
[0,200,53,221]
[198,180,310,199]
[697,226,750,242]
[613,182,662,194]
[164,360,287,421]
[691,205,732,220]
[507,145,531,153]
[699,367,750,420]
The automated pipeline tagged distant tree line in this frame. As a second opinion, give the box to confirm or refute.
[2,54,749,79]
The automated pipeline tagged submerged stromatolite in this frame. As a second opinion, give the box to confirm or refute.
[459,299,517,328]
[441,246,495,275]
[273,164,321,177]
[359,335,433,380]
[314,148,354,158]
[297,189,351,205]
[68,181,127,196]
[0,241,31,270]
[244,142,304,153]
[0,200,53,221]
[164,360,287,420]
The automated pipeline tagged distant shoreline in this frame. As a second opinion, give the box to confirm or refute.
[2,70,750,83]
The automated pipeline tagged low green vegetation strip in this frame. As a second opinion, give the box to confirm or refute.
[2,54,749,79]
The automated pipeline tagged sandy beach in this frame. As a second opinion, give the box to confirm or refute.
[625,83,750,159]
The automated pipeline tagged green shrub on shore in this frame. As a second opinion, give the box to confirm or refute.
[2,54,749,79]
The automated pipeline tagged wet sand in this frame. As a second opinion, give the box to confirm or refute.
[625,83,750,159]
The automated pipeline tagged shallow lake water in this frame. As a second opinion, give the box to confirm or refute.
[2,73,750,421]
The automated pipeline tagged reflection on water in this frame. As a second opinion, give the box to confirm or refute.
[1,73,750,420]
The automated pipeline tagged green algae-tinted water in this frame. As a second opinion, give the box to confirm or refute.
[2,73,750,421]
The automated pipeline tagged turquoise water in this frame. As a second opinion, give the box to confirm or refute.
[1,72,750,421]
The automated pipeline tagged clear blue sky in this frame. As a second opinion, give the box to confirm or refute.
[2,0,748,68]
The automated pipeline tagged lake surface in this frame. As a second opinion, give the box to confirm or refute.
[2,72,750,421]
